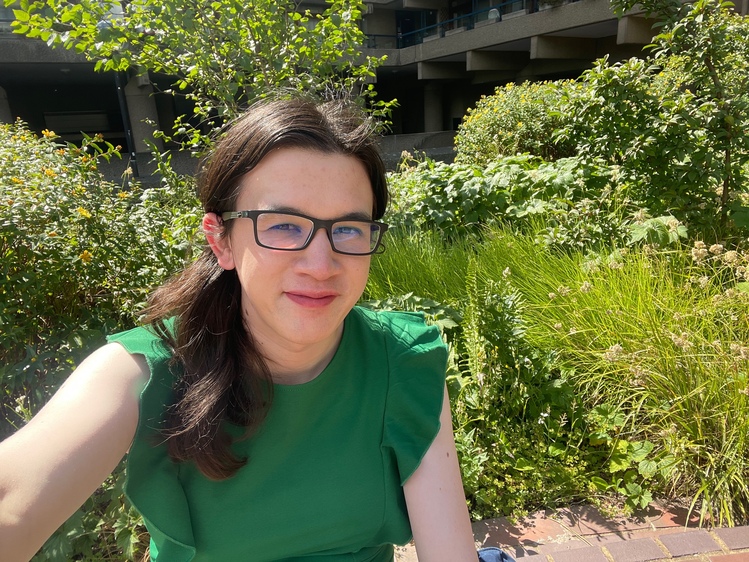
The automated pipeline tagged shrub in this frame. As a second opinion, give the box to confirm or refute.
[387,154,632,252]
[0,121,201,560]
[454,80,579,167]
[558,0,749,240]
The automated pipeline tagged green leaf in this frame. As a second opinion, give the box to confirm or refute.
[12,8,29,21]
[514,458,536,471]
[589,476,610,491]
[630,440,654,462]
[638,459,658,478]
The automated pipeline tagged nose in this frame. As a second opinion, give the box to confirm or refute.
[295,228,338,278]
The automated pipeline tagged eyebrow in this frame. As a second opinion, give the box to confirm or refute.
[263,206,374,222]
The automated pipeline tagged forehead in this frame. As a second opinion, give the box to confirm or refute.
[234,147,374,217]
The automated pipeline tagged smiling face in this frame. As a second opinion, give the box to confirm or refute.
[205,147,374,374]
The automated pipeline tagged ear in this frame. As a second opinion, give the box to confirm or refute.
[203,213,236,270]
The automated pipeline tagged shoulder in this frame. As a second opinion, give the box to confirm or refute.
[107,319,175,365]
[351,306,446,354]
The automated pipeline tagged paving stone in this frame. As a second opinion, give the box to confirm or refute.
[515,554,549,562]
[605,537,668,562]
[594,533,628,545]
[709,553,749,562]
[554,505,622,535]
[509,544,542,558]
[539,539,592,554]
[555,503,699,537]
[474,515,568,546]
[646,502,702,529]
[394,544,417,562]
[549,546,609,562]
[659,529,722,556]
[714,527,749,550]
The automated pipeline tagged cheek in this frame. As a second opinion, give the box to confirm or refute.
[350,259,372,290]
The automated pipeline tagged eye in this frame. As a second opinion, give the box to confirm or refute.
[333,224,365,238]
[268,222,303,233]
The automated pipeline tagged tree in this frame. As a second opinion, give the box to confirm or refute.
[558,0,749,238]
[7,0,393,150]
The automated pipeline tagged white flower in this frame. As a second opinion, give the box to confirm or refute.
[692,248,708,262]
[722,250,738,264]
[604,344,624,361]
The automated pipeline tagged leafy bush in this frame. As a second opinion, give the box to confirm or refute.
[0,121,201,560]
[388,154,632,251]
[558,0,749,240]
[454,80,579,167]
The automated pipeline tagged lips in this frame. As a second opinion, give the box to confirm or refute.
[284,291,338,308]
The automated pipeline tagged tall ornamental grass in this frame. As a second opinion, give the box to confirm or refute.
[487,232,749,526]
[366,227,749,525]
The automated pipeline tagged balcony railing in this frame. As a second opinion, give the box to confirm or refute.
[366,0,575,49]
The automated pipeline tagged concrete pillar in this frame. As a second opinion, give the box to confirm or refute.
[617,15,655,45]
[123,73,163,153]
[449,95,465,131]
[0,87,12,124]
[424,83,443,132]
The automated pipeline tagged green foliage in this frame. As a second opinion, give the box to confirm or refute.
[6,0,394,151]
[365,232,662,519]
[485,231,749,525]
[455,80,579,166]
[558,0,749,238]
[366,226,749,523]
[1,121,201,559]
[388,154,632,252]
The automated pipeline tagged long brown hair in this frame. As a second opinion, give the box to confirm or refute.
[144,96,389,480]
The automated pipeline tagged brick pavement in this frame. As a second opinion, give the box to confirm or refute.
[394,503,749,562]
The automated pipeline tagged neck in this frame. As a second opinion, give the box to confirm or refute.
[257,325,344,385]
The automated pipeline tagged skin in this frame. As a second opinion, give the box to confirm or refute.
[0,146,478,562]
[0,344,148,562]
[204,147,374,384]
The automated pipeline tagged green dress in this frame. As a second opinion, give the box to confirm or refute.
[107,306,447,562]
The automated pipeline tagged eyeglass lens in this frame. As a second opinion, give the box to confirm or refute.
[255,212,381,254]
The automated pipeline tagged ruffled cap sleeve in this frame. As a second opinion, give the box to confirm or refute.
[107,322,197,562]
[378,311,448,485]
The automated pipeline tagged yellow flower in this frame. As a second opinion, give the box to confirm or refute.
[117,191,129,199]
[44,168,56,178]
[76,207,92,219]
[41,129,57,138]
[79,250,93,263]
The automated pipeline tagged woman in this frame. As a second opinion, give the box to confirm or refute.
[0,96,499,561]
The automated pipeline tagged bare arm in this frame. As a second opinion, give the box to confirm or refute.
[404,386,477,562]
[0,343,148,562]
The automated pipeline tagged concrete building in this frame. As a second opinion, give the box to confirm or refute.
[2,0,747,172]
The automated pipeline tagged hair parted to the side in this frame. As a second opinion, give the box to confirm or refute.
[144,95,389,480]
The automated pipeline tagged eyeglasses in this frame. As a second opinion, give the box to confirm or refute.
[220,210,389,256]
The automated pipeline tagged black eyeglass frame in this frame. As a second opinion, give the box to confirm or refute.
[220,210,389,256]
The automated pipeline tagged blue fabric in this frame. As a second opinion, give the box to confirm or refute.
[478,546,516,562]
